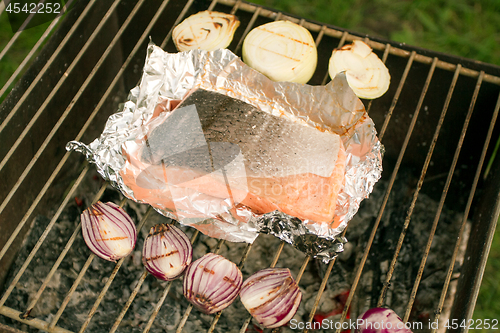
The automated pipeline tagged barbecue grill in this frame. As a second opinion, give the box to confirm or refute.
[1,0,500,332]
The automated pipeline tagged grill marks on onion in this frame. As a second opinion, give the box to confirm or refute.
[81,201,137,262]
[142,223,192,281]
[183,253,243,314]
[143,249,179,261]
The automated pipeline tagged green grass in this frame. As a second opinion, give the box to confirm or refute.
[0,4,68,103]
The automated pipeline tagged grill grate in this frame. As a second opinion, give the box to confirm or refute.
[1,0,500,332]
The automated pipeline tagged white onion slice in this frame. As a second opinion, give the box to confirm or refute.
[142,224,192,281]
[328,40,390,99]
[172,11,240,52]
[242,20,317,84]
[81,201,137,262]
[240,268,302,328]
[183,253,243,314]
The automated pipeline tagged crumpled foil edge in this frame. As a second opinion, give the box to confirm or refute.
[67,43,383,262]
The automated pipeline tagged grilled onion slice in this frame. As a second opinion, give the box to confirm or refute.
[328,40,390,99]
[172,11,240,52]
[81,202,137,262]
[242,20,317,84]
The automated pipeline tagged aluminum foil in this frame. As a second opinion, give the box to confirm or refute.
[67,43,383,262]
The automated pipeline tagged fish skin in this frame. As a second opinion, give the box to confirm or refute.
[141,89,341,178]
[122,89,346,225]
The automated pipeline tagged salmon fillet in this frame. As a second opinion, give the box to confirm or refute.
[120,89,346,226]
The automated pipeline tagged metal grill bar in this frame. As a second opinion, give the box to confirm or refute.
[321,31,347,85]
[0,306,72,333]
[206,243,253,333]
[304,258,337,333]
[296,255,311,283]
[0,0,120,186]
[159,0,197,48]
[0,181,107,332]
[303,229,351,331]
[234,6,261,53]
[0,0,150,319]
[0,165,90,309]
[384,59,447,301]
[336,55,437,331]
[175,306,193,333]
[0,4,98,257]
[432,92,500,331]
[379,51,416,140]
[50,254,94,330]
[0,0,172,312]
[366,43,391,114]
[173,239,227,333]
[313,25,327,47]
[78,205,153,332]
[238,241,286,333]
[22,212,81,316]
[229,0,241,14]
[403,71,485,322]
[2,1,500,332]
[146,283,176,333]
[378,63,462,307]
[144,232,202,333]
[0,0,149,269]
[46,183,108,328]
[109,270,148,333]
[21,165,92,318]
[0,0,11,15]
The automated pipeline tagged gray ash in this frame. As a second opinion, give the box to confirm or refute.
[0,170,468,332]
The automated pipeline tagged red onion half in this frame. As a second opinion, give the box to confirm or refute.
[183,253,243,314]
[240,268,302,328]
[142,224,192,281]
[81,201,137,262]
[355,308,413,333]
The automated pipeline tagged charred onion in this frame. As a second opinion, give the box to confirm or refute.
[172,11,240,52]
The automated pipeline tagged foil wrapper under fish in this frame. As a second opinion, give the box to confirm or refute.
[67,43,383,262]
